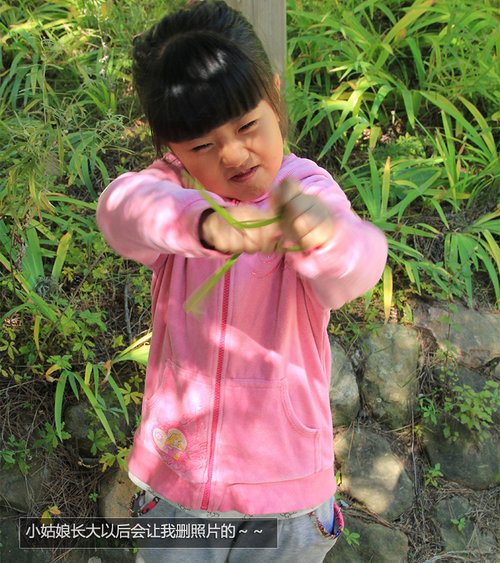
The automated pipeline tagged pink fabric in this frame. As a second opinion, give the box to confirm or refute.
[96,153,387,514]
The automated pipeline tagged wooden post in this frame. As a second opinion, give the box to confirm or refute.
[226,0,286,76]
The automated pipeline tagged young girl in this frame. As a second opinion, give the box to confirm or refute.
[97,1,387,561]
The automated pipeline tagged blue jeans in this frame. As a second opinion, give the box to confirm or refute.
[134,495,342,563]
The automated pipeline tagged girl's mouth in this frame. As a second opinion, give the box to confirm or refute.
[230,165,259,183]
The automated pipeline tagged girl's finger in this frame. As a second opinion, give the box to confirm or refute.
[271,177,302,210]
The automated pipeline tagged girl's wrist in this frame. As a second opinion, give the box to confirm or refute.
[198,208,217,249]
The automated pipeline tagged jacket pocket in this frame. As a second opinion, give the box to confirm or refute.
[141,366,212,483]
[216,379,320,483]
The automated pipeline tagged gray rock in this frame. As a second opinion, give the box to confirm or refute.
[64,401,132,459]
[0,513,51,563]
[325,513,408,562]
[433,496,498,558]
[64,402,95,458]
[423,415,500,489]
[334,428,414,521]
[360,324,419,429]
[0,454,50,512]
[330,341,360,426]
[98,468,137,520]
[413,301,500,368]
[434,496,474,552]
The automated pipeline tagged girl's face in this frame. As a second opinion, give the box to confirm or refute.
[168,99,283,201]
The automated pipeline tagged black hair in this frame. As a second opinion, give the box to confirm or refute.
[132,0,286,153]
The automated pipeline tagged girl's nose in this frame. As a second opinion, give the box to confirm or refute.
[220,141,248,168]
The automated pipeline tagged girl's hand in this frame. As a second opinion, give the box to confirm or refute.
[272,178,335,251]
[199,205,280,255]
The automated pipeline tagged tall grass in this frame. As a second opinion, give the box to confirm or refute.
[0,0,179,457]
[287,0,500,309]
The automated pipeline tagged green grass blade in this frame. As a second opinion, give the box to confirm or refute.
[341,123,368,166]
[482,230,500,273]
[382,265,393,321]
[421,91,490,155]
[401,89,416,128]
[67,371,79,400]
[381,156,391,217]
[24,227,44,287]
[194,183,278,229]
[106,372,130,425]
[184,253,241,315]
[476,243,500,302]
[54,371,68,440]
[383,0,435,46]
[73,372,116,444]
[113,344,151,366]
[318,116,368,160]
[51,232,71,282]
[405,37,426,87]
[370,84,393,120]
[458,96,497,158]
[428,198,449,229]
[113,332,152,366]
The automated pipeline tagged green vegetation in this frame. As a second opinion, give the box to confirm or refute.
[0,0,498,523]
[288,0,499,311]
[1,0,171,471]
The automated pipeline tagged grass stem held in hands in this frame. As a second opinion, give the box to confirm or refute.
[195,183,279,229]
[183,183,303,315]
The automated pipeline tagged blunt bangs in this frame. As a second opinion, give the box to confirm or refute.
[145,32,276,145]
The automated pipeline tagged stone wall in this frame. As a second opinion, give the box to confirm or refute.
[326,300,499,562]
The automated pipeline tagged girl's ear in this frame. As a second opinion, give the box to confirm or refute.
[274,74,281,93]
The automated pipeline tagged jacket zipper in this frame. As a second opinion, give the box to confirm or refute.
[201,268,231,510]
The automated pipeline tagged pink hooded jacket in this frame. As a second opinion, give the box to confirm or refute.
[96,153,387,515]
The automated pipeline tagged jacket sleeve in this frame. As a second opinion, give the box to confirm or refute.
[279,157,388,310]
[96,158,222,268]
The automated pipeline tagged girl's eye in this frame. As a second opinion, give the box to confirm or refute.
[191,143,211,152]
[239,120,257,132]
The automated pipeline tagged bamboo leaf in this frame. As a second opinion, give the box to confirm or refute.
[23,227,44,288]
[476,243,500,302]
[113,345,150,366]
[368,125,381,150]
[318,116,368,160]
[84,362,93,386]
[107,373,130,425]
[405,37,426,86]
[113,333,152,366]
[482,230,500,272]
[458,96,497,157]
[54,372,68,440]
[340,122,368,166]
[68,372,79,400]
[73,372,116,444]
[421,91,490,154]
[194,183,278,229]
[383,0,435,46]
[33,314,43,360]
[401,89,416,128]
[370,84,393,119]
[51,232,71,282]
[381,156,391,216]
